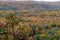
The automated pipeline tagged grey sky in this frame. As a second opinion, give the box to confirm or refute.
[0,0,60,2]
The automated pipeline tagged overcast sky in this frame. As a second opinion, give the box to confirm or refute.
[35,0,60,1]
[0,0,60,2]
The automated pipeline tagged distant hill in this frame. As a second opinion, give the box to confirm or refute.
[0,1,60,11]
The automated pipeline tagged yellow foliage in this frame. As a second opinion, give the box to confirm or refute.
[0,18,6,21]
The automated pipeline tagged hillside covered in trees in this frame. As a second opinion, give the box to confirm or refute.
[0,1,60,40]
[0,1,60,11]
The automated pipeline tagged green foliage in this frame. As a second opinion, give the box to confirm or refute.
[0,27,5,35]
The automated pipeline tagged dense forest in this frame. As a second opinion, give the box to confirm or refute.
[0,1,60,40]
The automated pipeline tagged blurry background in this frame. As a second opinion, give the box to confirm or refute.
[0,0,60,2]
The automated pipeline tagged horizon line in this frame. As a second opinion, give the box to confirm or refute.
[0,0,60,2]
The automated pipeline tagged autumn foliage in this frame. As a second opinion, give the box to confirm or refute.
[0,10,60,40]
